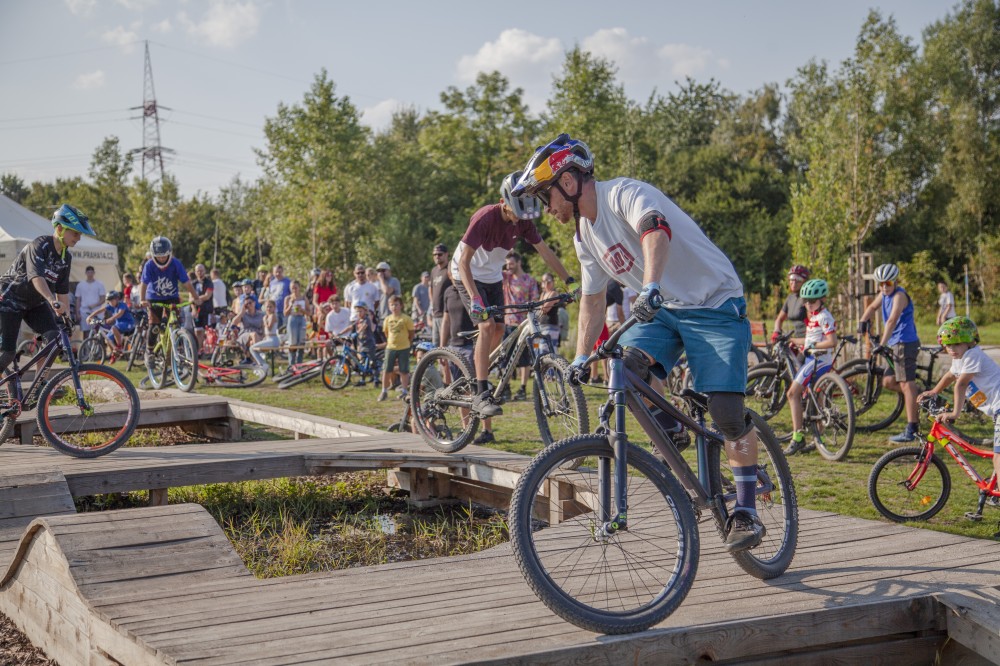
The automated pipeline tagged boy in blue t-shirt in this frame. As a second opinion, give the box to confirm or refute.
[87,290,135,350]
[139,236,198,367]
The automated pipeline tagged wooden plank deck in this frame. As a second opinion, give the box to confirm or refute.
[1,395,999,663]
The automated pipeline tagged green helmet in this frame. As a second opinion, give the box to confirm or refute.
[938,316,979,346]
[799,279,829,300]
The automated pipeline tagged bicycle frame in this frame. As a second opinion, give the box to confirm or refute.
[487,304,563,416]
[1,325,80,415]
[919,420,998,496]
[596,331,776,535]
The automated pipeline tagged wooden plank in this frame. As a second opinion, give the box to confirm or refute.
[226,398,385,437]
[938,592,1000,663]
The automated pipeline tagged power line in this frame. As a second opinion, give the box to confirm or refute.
[162,119,261,140]
[0,109,125,123]
[0,44,137,66]
[0,118,136,131]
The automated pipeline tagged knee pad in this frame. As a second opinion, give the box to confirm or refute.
[622,346,652,383]
[707,392,754,440]
[0,350,15,373]
[41,329,60,343]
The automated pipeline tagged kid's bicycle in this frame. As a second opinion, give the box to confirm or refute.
[321,335,383,390]
[0,315,139,457]
[868,396,999,523]
[409,294,588,453]
[144,302,199,392]
[745,331,855,460]
[507,310,797,634]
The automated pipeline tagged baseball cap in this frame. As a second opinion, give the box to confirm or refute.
[354,300,369,310]
[376,261,391,271]
[256,264,268,273]
[421,271,430,278]
[433,243,447,254]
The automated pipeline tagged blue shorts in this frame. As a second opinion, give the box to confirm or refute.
[619,296,750,394]
[792,356,831,387]
[106,324,134,339]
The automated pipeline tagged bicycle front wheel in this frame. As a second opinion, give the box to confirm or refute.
[705,411,798,579]
[868,446,951,522]
[841,366,903,433]
[321,355,352,390]
[409,347,479,453]
[534,354,589,446]
[509,434,699,634]
[36,364,139,458]
[78,337,106,364]
[810,372,855,461]
[171,328,198,392]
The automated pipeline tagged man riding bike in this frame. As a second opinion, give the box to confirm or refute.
[450,170,576,418]
[0,204,94,375]
[512,134,764,551]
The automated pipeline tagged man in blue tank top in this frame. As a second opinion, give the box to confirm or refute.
[858,263,922,442]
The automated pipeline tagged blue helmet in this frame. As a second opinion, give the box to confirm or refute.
[52,204,96,236]
[415,341,435,353]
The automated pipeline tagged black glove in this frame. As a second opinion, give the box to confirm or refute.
[631,283,663,322]
[565,354,591,386]
[857,320,870,335]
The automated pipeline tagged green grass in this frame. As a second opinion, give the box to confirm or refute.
[916,320,1000,346]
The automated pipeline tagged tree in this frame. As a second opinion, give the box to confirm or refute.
[75,137,133,270]
[0,173,28,203]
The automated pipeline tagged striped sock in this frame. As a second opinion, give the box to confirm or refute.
[733,465,758,514]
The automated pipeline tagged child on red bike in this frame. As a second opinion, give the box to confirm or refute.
[784,278,837,455]
[918,316,1000,483]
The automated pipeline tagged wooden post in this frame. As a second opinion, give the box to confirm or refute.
[148,488,168,506]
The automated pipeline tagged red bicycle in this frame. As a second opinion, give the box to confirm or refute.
[868,396,998,523]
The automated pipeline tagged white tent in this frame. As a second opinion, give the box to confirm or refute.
[0,194,120,289]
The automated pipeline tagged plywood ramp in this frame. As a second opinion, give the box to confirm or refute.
[2,501,1000,665]
[0,504,249,666]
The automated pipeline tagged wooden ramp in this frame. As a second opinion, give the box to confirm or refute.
[2,503,1000,664]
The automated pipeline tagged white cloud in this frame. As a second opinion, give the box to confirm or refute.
[101,23,141,53]
[152,19,172,33]
[179,1,261,49]
[362,98,402,133]
[73,70,106,90]
[116,0,158,9]
[583,27,724,86]
[657,43,715,78]
[64,0,97,17]
[456,29,563,111]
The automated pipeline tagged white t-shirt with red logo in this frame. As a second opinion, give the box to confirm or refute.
[575,178,743,309]
[950,345,1000,417]
[804,307,836,365]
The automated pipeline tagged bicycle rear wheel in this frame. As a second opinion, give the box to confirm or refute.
[211,363,267,388]
[277,366,321,389]
[705,411,798,579]
[868,446,951,522]
[810,372,855,461]
[841,366,903,433]
[745,366,791,437]
[36,364,139,458]
[509,435,699,634]
[78,337,106,364]
[171,328,198,392]
[321,355,352,390]
[409,347,478,453]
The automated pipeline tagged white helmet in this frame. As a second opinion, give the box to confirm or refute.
[501,170,541,220]
[873,263,900,283]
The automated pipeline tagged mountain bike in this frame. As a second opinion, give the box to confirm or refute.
[321,335,383,390]
[869,396,999,523]
[79,317,140,365]
[745,331,856,460]
[124,309,148,372]
[507,310,797,634]
[0,315,139,457]
[840,335,992,444]
[145,302,198,392]
[409,294,588,453]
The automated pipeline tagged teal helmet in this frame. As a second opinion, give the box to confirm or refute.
[799,279,829,300]
[52,204,96,236]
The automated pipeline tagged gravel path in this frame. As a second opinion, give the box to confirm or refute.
[0,612,56,665]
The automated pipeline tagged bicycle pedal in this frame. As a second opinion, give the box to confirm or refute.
[965,511,984,522]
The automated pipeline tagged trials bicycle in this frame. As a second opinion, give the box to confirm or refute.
[145,302,199,392]
[507,310,798,634]
[868,396,999,523]
[0,314,139,457]
[409,294,588,453]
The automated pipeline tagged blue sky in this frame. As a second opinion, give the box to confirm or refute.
[0,0,955,197]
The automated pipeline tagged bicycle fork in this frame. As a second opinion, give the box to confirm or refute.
[596,356,629,541]
[61,330,94,416]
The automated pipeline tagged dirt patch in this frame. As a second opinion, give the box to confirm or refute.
[0,612,56,665]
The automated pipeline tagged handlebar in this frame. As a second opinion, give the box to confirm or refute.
[484,293,573,316]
